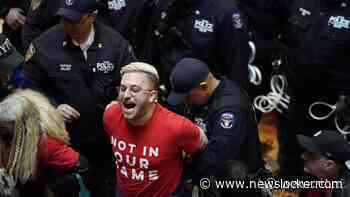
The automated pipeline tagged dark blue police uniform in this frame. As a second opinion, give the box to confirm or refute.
[136,0,250,87]
[191,78,264,180]
[23,20,136,197]
[240,0,350,177]
[22,0,147,51]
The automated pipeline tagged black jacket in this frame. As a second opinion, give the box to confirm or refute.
[191,78,264,181]
[240,0,350,94]
[21,0,149,51]
[23,21,136,144]
[136,0,250,87]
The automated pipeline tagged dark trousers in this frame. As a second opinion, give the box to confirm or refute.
[73,141,116,197]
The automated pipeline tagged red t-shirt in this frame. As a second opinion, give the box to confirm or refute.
[103,103,201,197]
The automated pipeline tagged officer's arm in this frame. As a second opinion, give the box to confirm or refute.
[22,42,54,102]
[239,0,291,38]
[120,45,138,65]
[22,0,60,51]
[216,8,249,87]
[193,109,248,180]
[239,0,291,24]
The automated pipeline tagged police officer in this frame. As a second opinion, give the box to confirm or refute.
[167,58,264,194]
[239,0,350,177]
[0,0,30,53]
[22,0,150,51]
[21,0,60,51]
[0,33,23,98]
[135,0,250,88]
[22,0,136,196]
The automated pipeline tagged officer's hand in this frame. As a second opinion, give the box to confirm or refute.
[56,104,80,123]
[5,8,26,30]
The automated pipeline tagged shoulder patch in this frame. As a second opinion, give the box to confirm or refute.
[220,112,235,129]
[0,19,3,33]
[31,0,42,11]
[232,12,243,29]
[25,43,36,62]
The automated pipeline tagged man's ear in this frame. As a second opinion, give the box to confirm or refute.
[323,159,336,170]
[199,82,208,91]
[90,11,98,20]
[149,90,158,103]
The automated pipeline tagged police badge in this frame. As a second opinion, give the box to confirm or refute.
[232,13,243,29]
[30,0,42,11]
[220,112,235,129]
[25,43,36,62]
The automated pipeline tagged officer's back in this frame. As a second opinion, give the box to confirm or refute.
[240,0,350,93]
[135,0,250,88]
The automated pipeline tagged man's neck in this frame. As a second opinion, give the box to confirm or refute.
[72,26,95,59]
[72,25,95,47]
[208,78,220,98]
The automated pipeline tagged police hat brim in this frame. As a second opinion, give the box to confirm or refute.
[167,91,189,106]
[56,8,84,21]
[0,48,24,72]
[297,134,321,154]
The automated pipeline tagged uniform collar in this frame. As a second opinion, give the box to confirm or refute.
[62,21,105,50]
[207,78,225,105]
[72,25,95,51]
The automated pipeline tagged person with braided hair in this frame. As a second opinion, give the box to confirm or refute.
[0,89,91,197]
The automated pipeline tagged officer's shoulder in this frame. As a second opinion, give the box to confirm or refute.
[216,78,251,109]
[35,23,64,46]
[96,21,131,46]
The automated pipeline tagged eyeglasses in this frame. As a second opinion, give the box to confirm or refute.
[117,85,154,96]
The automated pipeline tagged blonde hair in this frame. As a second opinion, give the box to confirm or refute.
[121,62,159,88]
[0,89,70,183]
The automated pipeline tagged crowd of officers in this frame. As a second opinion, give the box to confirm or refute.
[1,0,350,196]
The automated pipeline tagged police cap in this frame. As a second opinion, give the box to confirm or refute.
[56,0,97,21]
[167,58,209,106]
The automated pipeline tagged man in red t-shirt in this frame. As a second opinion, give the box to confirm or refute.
[104,62,208,197]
